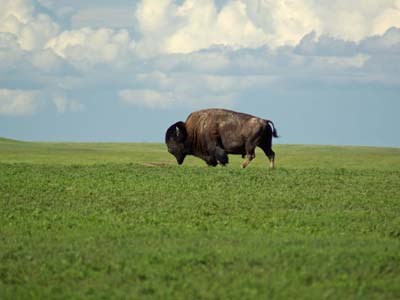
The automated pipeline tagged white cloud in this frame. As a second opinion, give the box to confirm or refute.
[303,0,399,41]
[71,6,136,29]
[136,0,176,34]
[36,0,75,20]
[245,0,320,47]
[0,90,85,116]
[309,54,370,71]
[119,69,243,110]
[0,89,40,116]
[136,0,269,55]
[0,33,25,71]
[152,50,232,73]
[120,70,242,110]
[119,89,177,109]
[45,27,135,69]
[360,27,400,54]
[119,86,236,110]
[165,0,268,53]
[0,0,59,50]
[1,0,400,115]
[119,20,400,110]
[69,100,84,112]
[134,0,400,55]
[53,95,68,113]
[30,49,66,73]
[295,31,358,57]
[135,0,181,57]
[371,2,400,35]
[0,0,34,23]
[52,95,84,113]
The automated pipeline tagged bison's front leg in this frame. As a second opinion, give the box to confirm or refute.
[215,146,228,166]
[204,134,228,166]
[204,149,227,167]
[205,156,218,167]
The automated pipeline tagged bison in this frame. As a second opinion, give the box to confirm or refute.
[165,108,278,168]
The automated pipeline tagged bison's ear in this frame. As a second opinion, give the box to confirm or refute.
[165,121,187,143]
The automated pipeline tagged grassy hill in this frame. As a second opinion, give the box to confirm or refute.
[1,139,399,299]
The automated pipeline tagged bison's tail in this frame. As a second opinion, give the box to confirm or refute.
[267,120,278,138]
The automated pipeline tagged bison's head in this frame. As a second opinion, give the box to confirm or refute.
[165,121,187,165]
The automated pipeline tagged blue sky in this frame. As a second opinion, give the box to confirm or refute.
[1,0,400,146]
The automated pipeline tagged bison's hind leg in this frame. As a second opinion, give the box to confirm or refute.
[259,142,275,169]
[215,146,229,166]
[240,137,259,168]
[241,152,255,168]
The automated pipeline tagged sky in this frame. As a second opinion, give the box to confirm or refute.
[1,0,400,147]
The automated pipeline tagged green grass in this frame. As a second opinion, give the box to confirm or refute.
[1,138,400,299]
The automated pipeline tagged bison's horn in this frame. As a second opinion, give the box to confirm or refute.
[176,126,180,137]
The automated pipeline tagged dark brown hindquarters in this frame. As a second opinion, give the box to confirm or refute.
[258,120,276,168]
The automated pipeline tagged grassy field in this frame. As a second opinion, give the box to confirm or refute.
[1,137,400,299]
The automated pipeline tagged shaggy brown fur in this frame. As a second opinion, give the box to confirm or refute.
[166,108,278,168]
